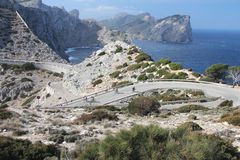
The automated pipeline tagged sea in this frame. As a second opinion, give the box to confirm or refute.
[65,30,240,73]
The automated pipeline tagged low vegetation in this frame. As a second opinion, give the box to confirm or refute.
[109,71,121,78]
[158,58,171,65]
[74,110,119,125]
[218,100,233,107]
[77,124,239,160]
[176,104,209,113]
[0,136,60,160]
[205,64,229,82]
[137,74,148,81]
[115,46,123,53]
[0,108,13,120]
[169,62,183,70]
[220,110,240,126]
[21,95,36,106]
[92,79,103,87]
[135,52,152,63]
[128,97,160,116]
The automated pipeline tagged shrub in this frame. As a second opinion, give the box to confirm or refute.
[188,114,197,120]
[220,110,240,126]
[176,104,209,113]
[109,71,121,78]
[88,106,121,112]
[192,72,201,78]
[169,62,183,70]
[98,51,106,56]
[115,46,123,53]
[128,97,160,116]
[145,66,157,73]
[22,63,36,71]
[163,73,179,79]
[22,96,36,106]
[135,52,152,63]
[177,72,188,79]
[141,63,149,69]
[53,72,64,78]
[92,79,103,87]
[157,69,168,77]
[159,58,171,65]
[218,100,233,107]
[77,125,239,160]
[112,81,131,87]
[0,103,9,109]
[21,77,33,82]
[86,63,92,67]
[0,109,13,120]
[185,90,205,97]
[205,64,229,81]
[13,130,28,136]
[0,136,60,160]
[137,74,148,81]
[148,74,154,79]
[127,64,141,71]
[74,110,118,124]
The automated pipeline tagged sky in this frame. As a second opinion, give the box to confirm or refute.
[42,0,240,30]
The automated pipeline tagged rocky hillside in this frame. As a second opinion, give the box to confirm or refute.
[0,6,66,63]
[63,41,199,95]
[100,13,192,43]
[13,0,130,59]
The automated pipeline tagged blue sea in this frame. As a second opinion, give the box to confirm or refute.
[66,30,240,73]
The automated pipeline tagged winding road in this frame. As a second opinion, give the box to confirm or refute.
[55,80,240,108]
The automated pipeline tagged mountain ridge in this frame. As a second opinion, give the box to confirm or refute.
[100,13,192,43]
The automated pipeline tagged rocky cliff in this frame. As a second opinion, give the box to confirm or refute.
[0,4,67,63]
[14,0,130,59]
[100,13,192,43]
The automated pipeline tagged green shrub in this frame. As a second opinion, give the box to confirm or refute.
[98,52,106,56]
[21,96,36,106]
[218,100,233,107]
[220,110,240,126]
[115,46,123,53]
[176,105,209,113]
[86,63,92,67]
[145,67,157,73]
[137,74,148,81]
[112,81,131,87]
[77,125,239,160]
[22,63,36,71]
[53,72,64,78]
[116,63,128,69]
[205,64,229,81]
[192,72,201,78]
[163,73,179,79]
[157,69,168,77]
[169,62,183,70]
[185,90,205,97]
[13,130,28,136]
[141,63,150,69]
[135,52,152,63]
[159,58,171,65]
[109,71,121,78]
[188,114,197,120]
[127,64,141,71]
[148,74,154,79]
[74,110,118,124]
[21,77,33,82]
[92,79,103,87]
[128,97,160,116]
[88,106,121,112]
[0,136,60,160]
[0,109,13,120]
[0,103,9,109]
[177,72,188,79]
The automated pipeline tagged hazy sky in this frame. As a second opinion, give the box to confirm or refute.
[42,0,240,30]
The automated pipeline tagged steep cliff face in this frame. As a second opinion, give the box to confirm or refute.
[100,13,192,43]
[0,5,67,63]
[13,0,130,60]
